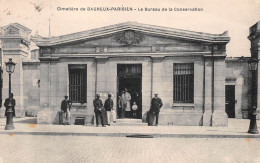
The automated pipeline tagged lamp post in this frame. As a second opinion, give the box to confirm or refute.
[247,58,259,134]
[5,58,16,130]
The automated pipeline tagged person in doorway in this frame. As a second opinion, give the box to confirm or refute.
[104,93,116,126]
[124,88,131,118]
[118,91,126,119]
[132,92,141,118]
[4,93,16,117]
[149,93,163,126]
[132,101,138,118]
[60,95,72,125]
[93,94,106,127]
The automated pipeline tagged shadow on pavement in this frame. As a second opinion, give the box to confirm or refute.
[126,134,154,138]
[15,118,37,124]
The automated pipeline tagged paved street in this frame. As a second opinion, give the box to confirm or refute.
[0,135,260,163]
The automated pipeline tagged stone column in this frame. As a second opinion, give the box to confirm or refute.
[203,58,213,126]
[141,58,152,117]
[212,57,228,126]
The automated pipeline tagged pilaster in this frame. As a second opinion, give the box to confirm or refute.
[151,56,172,109]
[212,56,228,126]
[39,61,50,109]
[49,61,58,109]
[203,58,213,126]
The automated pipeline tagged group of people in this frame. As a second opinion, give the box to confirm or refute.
[93,93,116,127]
[92,90,163,127]
[2,91,162,127]
[93,88,137,127]
[118,88,139,119]
[60,89,163,126]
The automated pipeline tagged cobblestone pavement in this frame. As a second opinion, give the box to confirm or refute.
[0,135,260,163]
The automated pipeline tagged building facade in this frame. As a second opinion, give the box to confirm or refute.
[0,21,259,126]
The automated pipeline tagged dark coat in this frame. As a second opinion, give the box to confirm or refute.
[4,98,16,116]
[104,98,113,111]
[93,98,103,113]
[61,99,71,112]
[118,96,126,109]
[150,97,163,113]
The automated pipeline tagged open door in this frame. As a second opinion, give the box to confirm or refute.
[225,85,235,118]
[117,64,142,119]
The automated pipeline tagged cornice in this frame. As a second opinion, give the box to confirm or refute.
[32,22,230,46]
[39,52,212,61]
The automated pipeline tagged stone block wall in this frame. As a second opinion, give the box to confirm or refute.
[225,58,251,118]
[40,58,96,115]
[23,62,40,116]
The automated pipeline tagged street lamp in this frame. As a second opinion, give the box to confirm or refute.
[248,58,259,134]
[5,58,16,130]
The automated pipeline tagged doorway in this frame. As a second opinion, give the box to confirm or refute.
[117,64,142,119]
[225,85,235,118]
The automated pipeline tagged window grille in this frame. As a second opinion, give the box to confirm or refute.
[173,63,194,103]
[69,64,87,103]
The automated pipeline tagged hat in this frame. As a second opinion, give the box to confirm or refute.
[64,95,68,98]
[154,93,158,95]
[108,93,112,97]
[96,93,100,97]
[10,93,14,97]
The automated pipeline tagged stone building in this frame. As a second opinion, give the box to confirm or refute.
[0,21,259,126]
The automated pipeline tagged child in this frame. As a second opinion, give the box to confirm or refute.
[132,102,138,118]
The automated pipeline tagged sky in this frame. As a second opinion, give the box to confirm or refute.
[0,0,259,57]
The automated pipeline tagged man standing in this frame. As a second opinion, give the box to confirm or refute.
[118,91,126,119]
[104,93,115,126]
[124,88,131,118]
[4,93,15,117]
[93,94,106,127]
[60,95,72,125]
[150,93,163,126]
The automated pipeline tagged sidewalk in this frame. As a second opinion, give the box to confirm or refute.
[0,117,260,138]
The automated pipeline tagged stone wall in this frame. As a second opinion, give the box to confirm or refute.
[23,62,40,116]
[225,58,251,119]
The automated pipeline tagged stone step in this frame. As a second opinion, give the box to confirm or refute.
[110,118,147,126]
[110,122,148,126]
[116,119,142,123]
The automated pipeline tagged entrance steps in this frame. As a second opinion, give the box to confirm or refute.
[111,119,147,126]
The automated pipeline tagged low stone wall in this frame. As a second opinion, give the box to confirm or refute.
[37,109,94,125]
[143,110,203,126]
[24,106,40,117]
[69,110,94,125]
[37,109,59,124]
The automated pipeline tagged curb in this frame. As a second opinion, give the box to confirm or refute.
[0,131,260,138]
